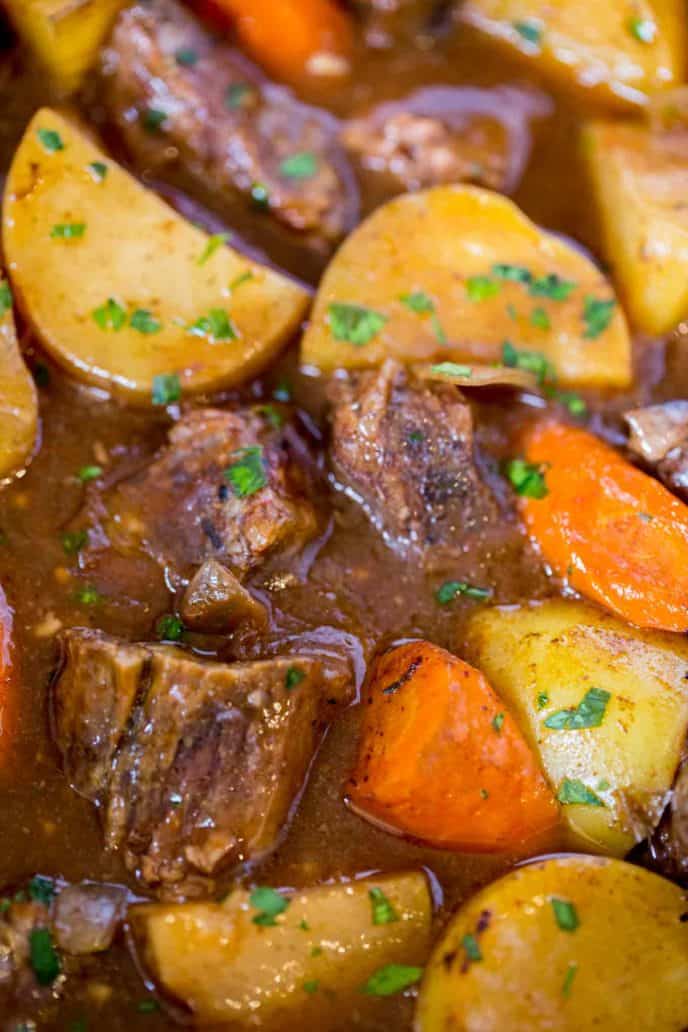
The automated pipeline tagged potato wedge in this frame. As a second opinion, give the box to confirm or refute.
[465,599,688,855]
[129,872,432,1027]
[459,0,686,110]
[582,116,688,335]
[0,281,38,482]
[416,855,688,1032]
[301,186,631,388]
[2,109,309,405]
[3,0,127,96]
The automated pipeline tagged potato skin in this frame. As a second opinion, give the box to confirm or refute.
[2,109,309,405]
[465,599,688,854]
[0,287,38,482]
[416,854,688,1032]
[301,186,630,388]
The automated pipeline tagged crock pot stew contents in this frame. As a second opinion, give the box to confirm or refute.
[1,1,688,1029]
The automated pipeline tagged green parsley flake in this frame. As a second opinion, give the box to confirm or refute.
[303,980,319,994]
[251,182,270,209]
[143,108,167,132]
[544,687,611,731]
[62,530,88,555]
[0,281,12,319]
[530,306,551,331]
[501,341,555,385]
[197,232,230,265]
[74,585,101,606]
[152,373,181,406]
[557,777,605,807]
[513,20,542,45]
[492,263,532,284]
[285,666,306,691]
[130,309,162,335]
[273,380,292,402]
[28,875,55,905]
[583,296,616,339]
[175,46,199,66]
[88,161,108,182]
[492,712,505,733]
[78,465,103,483]
[369,887,399,926]
[280,152,318,179]
[224,446,267,497]
[299,919,310,931]
[430,362,473,378]
[230,270,254,292]
[536,691,549,711]
[37,128,64,153]
[562,962,577,998]
[462,933,483,963]
[257,403,284,429]
[628,17,656,43]
[400,291,434,314]
[29,927,61,985]
[328,302,388,346]
[551,898,579,932]
[137,999,160,1013]
[435,580,491,604]
[466,275,500,302]
[529,274,576,301]
[551,389,587,416]
[361,964,423,997]
[226,82,253,108]
[92,297,126,332]
[250,886,289,927]
[480,788,489,800]
[156,614,184,642]
[187,308,237,342]
[50,222,86,240]
[505,458,549,499]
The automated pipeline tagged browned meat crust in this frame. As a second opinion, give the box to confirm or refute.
[625,401,688,502]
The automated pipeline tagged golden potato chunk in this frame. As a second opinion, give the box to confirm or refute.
[0,281,38,482]
[582,114,688,334]
[417,855,688,1032]
[301,186,631,388]
[2,109,309,405]
[465,599,688,854]
[129,872,432,1028]
[459,0,686,110]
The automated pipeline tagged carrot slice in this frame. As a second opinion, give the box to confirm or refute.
[520,422,688,632]
[197,0,353,82]
[347,642,559,852]
[0,585,13,751]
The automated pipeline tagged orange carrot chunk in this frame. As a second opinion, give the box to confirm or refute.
[347,641,559,852]
[518,422,688,632]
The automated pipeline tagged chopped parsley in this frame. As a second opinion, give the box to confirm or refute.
[143,108,167,132]
[187,308,237,342]
[28,875,55,905]
[249,886,289,926]
[492,263,532,284]
[92,297,126,332]
[136,999,160,1013]
[480,788,489,799]
[151,373,181,406]
[130,309,162,335]
[530,306,550,331]
[50,222,86,240]
[462,933,483,963]
[407,430,424,445]
[544,687,611,731]
[491,712,505,733]
[73,585,101,606]
[299,919,310,931]
[224,446,267,497]
[368,887,399,926]
[37,128,64,153]
[88,161,108,182]
[551,898,579,932]
[0,281,12,318]
[230,270,254,292]
[250,182,270,209]
[62,529,88,555]
[29,927,61,985]
[536,690,549,710]
[505,458,549,499]
[328,302,387,346]
[78,465,103,482]
[156,614,184,642]
[34,363,50,388]
[257,403,284,429]
[557,778,605,807]
[175,46,199,66]
[435,580,491,604]
[466,275,500,302]
[225,82,253,108]
[272,380,292,402]
[280,152,318,179]
[303,980,319,994]
[513,20,542,45]
[400,291,446,343]
[628,17,656,43]
[361,964,423,996]
[562,962,577,998]
[430,361,472,378]
[285,666,306,691]
[529,274,576,301]
[583,296,616,339]
[550,389,587,416]
[197,232,230,265]
[501,341,555,384]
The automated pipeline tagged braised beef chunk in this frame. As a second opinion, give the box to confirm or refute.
[80,408,320,587]
[100,0,357,248]
[644,760,688,882]
[180,559,268,633]
[53,630,329,895]
[328,359,498,553]
[625,401,688,501]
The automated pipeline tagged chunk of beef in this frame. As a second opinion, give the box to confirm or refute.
[79,408,320,588]
[328,359,499,553]
[342,87,549,194]
[644,759,688,882]
[53,883,127,955]
[625,401,688,502]
[180,559,268,633]
[53,630,333,896]
[99,0,357,251]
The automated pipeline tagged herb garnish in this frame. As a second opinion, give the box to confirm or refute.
[435,580,491,604]
[73,585,101,606]
[361,964,423,996]
[492,263,532,284]
[224,446,267,497]
[156,614,184,642]
[187,309,237,342]
[544,687,611,731]
[399,291,446,343]
[92,298,126,331]
[328,303,387,346]
[249,886,289,926]
[513,20,542,45]
[250,182,270,209]
[551,898,579,932]
[491,712,505,733]
[175,47,199,66]
[536,690,549,710]
[130,309,162,335]
[628,17,656,43]
[430,362,472,378]
[152,373,181,406]
[466,276,500,302]
[29,927,61,985]
[226,82,253,108]
[143,108,167,132]
[549,389,587,416]
[78,465,103,483]
[462,933,482,963]
[285,666,306,691]
[197,232,230,265]
[530,306,550,330]
[280,152,318,179]
[529,273,576,301]
[137,999,160,1013]
[37,128,64,153]
[505,458,549,499]
[502,341,555,384]
[562,962,577,998]
[582,296,616,339]
[258,404,284,429]
[557,778,605,807]
[62,530,88,555]
[88,161,108,182]
[369,887,399,926]
[50,223,86,240]
[303,980,319,994]
[0,281,12,318]
[28,875,55,905]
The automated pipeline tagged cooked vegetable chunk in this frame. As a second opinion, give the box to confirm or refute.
[348,641,558,851]
[459,0,686,110]
[466,599,688,854]
[3,0,127,95]
[129,872,431,1027]
[2,109,309,404]
[518,422,688,631]
[582,114,688,334]
[301,186,631,388]
[416,855,688,1031]
[0,282,37,481]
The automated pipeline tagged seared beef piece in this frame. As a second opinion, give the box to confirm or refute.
[80,408,320,587]
[625,401,688,501]
[180,559,268,633]
[53,630,331,896]
[328,359,499,553]
[53,883,127,955]
[100,0,357,248]
[644,760,688,882]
